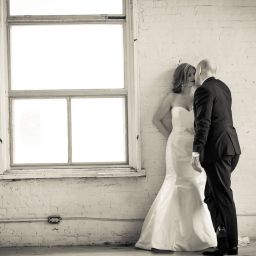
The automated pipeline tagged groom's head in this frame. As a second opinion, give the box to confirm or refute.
[195,59,217,86]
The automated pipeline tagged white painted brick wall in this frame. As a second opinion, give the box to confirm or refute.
[0,0,256,246]
[138,0,256,239]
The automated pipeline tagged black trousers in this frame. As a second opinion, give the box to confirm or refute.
[203,155,240,248]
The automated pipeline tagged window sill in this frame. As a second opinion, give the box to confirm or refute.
[0,167,146,180]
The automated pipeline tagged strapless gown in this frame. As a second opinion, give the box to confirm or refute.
[135,106,217,251]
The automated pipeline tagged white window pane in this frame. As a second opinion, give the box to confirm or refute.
[72,98,126,163]
[10,25,124,90]
[9,0,123,15]
[12,99,68,164]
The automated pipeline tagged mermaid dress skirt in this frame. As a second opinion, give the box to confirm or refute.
[135,107,217,251]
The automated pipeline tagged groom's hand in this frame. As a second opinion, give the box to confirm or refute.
[191,152,203,173]
[185,128,195,135]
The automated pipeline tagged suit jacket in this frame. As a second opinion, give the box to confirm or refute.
[193,77,241,165]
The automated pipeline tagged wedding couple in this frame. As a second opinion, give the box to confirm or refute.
[135,60,241,256]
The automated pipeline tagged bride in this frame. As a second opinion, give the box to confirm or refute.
[135,63,217,251]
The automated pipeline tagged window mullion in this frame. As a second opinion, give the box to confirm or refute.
[0,0,11,173]
[7,15,126,25]
[8,98,13,167]
[9,89,128,98]
[67,97,72,164]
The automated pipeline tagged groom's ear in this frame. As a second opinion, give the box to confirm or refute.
[198,65,202,76]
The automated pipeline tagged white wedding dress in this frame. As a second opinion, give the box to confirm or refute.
[135,106,217,251]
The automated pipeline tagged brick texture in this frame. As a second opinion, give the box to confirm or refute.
[0,0,256,246]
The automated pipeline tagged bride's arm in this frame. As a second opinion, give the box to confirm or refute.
[152,93,174,138]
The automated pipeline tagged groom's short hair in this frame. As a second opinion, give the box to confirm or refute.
[198,59,217,75]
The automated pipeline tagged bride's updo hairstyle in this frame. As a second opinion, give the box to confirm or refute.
[172,63,196,93]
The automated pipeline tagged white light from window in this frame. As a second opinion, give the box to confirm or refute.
[71,97,126,163]
[12,99,68,164]
[9,0,123,15]
[10,24,124,90]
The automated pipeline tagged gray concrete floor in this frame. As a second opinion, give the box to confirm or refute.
[0,243,255,256]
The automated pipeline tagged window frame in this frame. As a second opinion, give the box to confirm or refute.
[0,0,143,177]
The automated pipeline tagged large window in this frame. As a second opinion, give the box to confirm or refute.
[0,0,140,172]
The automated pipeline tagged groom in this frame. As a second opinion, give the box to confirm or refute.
[191,59,241,256]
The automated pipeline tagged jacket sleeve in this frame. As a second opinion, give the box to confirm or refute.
[193,86,214,153]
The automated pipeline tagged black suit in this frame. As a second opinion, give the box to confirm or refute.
[193,77,241,250]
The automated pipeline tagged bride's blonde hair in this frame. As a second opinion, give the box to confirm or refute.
[172,63,195,93]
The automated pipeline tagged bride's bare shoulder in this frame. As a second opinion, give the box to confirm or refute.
[164,92,178,105]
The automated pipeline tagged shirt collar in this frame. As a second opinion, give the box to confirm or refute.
[202,76,215,85]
